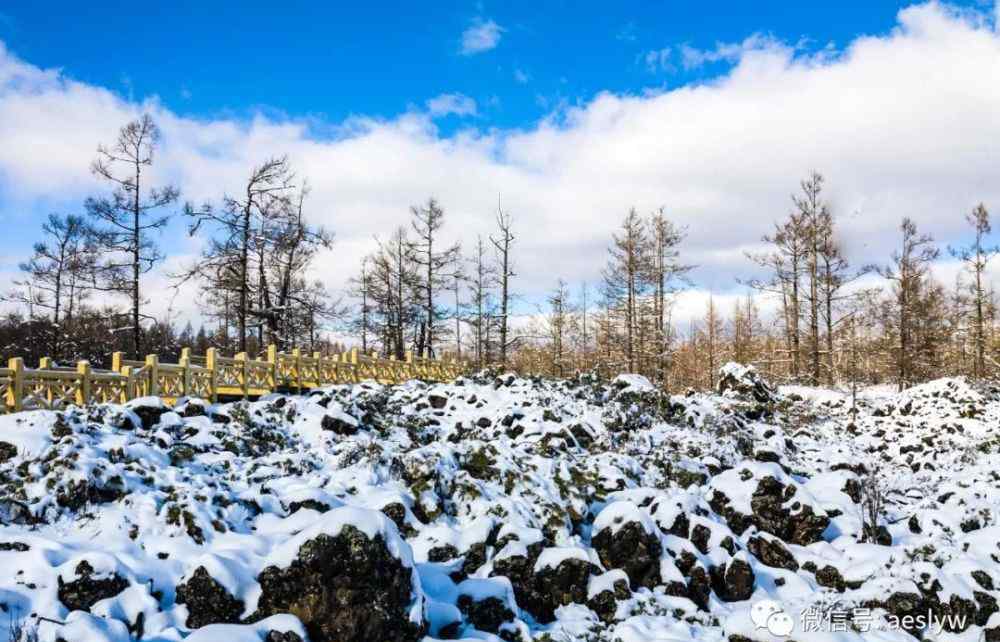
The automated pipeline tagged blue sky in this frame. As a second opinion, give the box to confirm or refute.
[0,2,999,325]
[0,1,964,133]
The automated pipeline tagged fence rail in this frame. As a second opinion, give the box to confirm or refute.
[1,346,463,414]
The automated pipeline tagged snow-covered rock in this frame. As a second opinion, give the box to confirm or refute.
[1,368,1000,641]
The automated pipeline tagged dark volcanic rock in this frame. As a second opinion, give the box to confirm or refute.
[456,593,514,634]
[427,544,460,563]
[753,450,782,464]
[0,441,16,463]
[460,542,491,578]
[592,520,662,589]
[709,555,755,602]
[175,565,244,628]
[491,546,593,625]
[288,499,332,514]
[169,444,197,465]
[586,572,631,624]
[841,477,862,503]
[925,592,978,634]
[975,591,999,627]
[177,400,207,417]
[717,363,775,405]
[686,565,712,610]
[707,490,754,536]
[863,523,892,546]
[254,524,424,642]
[747,535,799,571]
[862,592,925,636]
[57,560,129,612]
[665,511,690,538]
[490,544,543,611]
[972,570,995,591]
[321,413,359,435]
[750,476,829,545]
[690,523,712,554]
[0,541,29,552]
[813,565,845,592]
[0,499,36,525]
[531,556,598,623]
[716,363,778,420]
[380,502,413,535]
[129,401,168,430]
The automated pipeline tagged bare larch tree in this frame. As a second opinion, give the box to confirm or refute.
[5,213,97,357]
[85,114,178,357]
[409,198,461,357]
[950,203,999,378]
[877,217,940,390]
[491,197,515,366]
[603,209,648,372]
[182,156,294,353]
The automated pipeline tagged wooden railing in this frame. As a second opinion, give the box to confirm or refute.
[1,346,463,414]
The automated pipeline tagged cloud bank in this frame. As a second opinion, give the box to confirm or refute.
[0,3,999,327]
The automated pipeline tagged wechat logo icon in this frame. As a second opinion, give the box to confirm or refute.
[751,600,795,637]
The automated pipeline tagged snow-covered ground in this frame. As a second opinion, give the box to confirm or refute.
[2,366,1000,642]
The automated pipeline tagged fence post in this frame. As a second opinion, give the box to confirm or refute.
[349,348,359,383]
[180,348,192,398]
[122,365,134,402]
[313,351,323,387]
[267,344,278,389]
[76,360,91,407]
[235,352,248,399]
[293,348,302,392]
[111,352,123,373]
[36,357,54,405]
[205,348,217,403]
[8,357,23,412]
[145,354,159,397]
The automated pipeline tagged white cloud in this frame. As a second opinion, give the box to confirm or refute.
[514,68,531,84]
[1,3,1000,330]
[426,93,477,118]
[679,33,789,70]
[643,47,673,72]
[460,18,503,55]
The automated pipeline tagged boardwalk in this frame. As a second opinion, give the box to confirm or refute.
[1,346,463,413]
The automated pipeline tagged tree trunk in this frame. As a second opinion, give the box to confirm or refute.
[132,160,142,358]
[239,200,251,354]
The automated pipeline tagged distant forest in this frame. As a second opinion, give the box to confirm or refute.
[3,114,997,392]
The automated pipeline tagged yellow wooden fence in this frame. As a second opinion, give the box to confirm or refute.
[1,346,463,413]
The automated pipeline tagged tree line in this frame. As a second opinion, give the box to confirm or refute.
[2,115,343,367]
[3,114,997,391]
[509,173,998,392]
